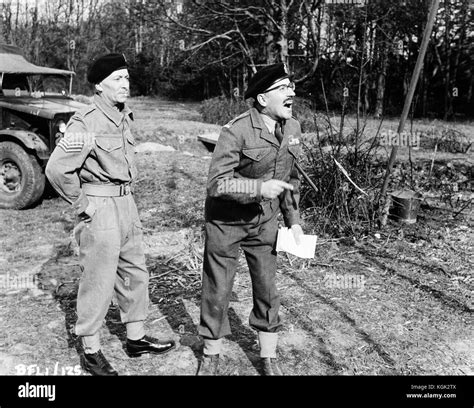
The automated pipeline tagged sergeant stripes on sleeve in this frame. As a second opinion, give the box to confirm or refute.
[57,132,95,153]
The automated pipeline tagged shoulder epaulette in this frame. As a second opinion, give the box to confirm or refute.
[81,105,97,117]
[70,105,95,121]
[223,110,250,129]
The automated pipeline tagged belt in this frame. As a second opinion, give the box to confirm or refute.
[82,183,132,197]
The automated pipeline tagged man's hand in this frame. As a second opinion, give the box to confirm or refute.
[291,224,304,245]
[261,180,293,199]
[74,194,96,223]
[78,201,96,223]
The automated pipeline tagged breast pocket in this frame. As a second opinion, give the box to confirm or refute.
[94,137,125,172]
[242,146,271,161]
[95,137,123,152]
[240,146,274,178]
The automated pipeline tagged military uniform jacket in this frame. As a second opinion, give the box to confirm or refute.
[45,94,136,213]
[206,107,301,227]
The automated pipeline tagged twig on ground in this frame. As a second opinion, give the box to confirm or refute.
[317,238,346,244]
[453,198,472,218]
[429,143,438,177]
[160,252,182,265]
[149,269,175,280]
[339,250,359,256]
[382,233,392,249]
[312,262,334,268]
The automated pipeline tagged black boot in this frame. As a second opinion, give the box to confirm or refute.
[80,350,118,376]
[126,335,176,357]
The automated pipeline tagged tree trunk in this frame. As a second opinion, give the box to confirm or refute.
[449,0,469,120]
[363,72,369,115]
[421,65,428,117]
[443,0,452,120]
[374,49,388,118]
[265,23,275,64]
[217,76,226,96]
[0,2,12,43]
[295,0,322,83]
[279,0,289,67]
[467,67,473,104]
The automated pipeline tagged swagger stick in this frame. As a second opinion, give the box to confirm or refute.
[294,160,318,194]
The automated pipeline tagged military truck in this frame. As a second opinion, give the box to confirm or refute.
[0,44,88,209]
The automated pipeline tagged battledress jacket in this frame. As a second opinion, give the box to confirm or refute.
[206,107,301,227]
[45,94,136,214]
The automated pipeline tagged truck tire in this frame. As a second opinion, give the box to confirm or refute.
[0,141,45,209]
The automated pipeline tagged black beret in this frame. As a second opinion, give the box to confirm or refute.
[87,53,128,84]
[244,63,290,99]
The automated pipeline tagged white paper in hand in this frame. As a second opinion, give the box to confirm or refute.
[276,227,317,259]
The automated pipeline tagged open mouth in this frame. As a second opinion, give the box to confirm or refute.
[283,99,293,109]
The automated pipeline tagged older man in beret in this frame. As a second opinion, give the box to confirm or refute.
[46,53,175,376]
[197,63,304,376]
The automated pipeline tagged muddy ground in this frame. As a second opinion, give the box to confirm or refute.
[0,97,472,381]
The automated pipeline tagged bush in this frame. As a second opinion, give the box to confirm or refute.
[291,97,321,133]
[298,105,389,237]
[300,134,385,238]
[199,96,251,125]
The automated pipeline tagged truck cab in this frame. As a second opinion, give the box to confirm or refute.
[0,44,88,209]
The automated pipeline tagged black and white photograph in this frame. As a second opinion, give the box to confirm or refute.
[0,0,472,404]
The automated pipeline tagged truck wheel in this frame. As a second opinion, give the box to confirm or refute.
[0,142,45,209]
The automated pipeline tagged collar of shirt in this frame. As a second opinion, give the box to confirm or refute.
[259,112,277,134]
[94,93,133,127]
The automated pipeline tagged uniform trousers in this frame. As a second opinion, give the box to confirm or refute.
[74,192,149,351]
[199,198,282,347]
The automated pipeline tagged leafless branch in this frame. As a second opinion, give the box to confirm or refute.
[183,29,238,52]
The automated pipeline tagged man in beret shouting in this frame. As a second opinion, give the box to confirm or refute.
[197,63,304,376]
[46,53,175,376]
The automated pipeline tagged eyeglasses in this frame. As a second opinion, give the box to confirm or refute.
[264,81,296,93]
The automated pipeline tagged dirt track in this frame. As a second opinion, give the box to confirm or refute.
[0,98,472,377]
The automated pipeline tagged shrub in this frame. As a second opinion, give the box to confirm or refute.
[291,97,318,133]
[199,96,250,125]
[298,102,390,237]
[300,126,386,238]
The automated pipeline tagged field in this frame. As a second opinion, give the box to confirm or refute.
[0,97,472,380]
